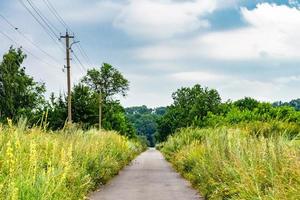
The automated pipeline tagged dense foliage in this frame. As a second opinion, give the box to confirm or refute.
[0,121,145,200]
[160,124,300,200]
[156,84,300,142]
[156,84,221,142]
[0,47,45,122]
[204,99,300,128]
[0,48,136,138]
[126,106,166,146]
[156,86,300,199]
[46,86,136,138]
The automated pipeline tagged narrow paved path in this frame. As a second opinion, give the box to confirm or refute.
[89,148,202,200]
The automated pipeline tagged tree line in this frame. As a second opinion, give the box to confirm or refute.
[1,47,300,144]
[0,47,136,138]
[155,86,300,142]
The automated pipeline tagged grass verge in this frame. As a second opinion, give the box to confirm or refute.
[160,122,300,200]
[0,121,145,200]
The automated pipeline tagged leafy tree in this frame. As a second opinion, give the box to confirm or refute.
[0,47,45,122]
[82,63,129,129]
[72,84,98,128]
[234,97,259,111]
[46,84,136,137]
[46,93,67,129]
[103,101,136,138]
[155,107,167,116]
[156,84,221,142]
[126,106,165,146]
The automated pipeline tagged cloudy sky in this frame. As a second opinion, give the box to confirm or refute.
[1,0,300,107]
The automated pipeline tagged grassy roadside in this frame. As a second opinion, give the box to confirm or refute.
[160,122,300,200]
[0,121,146,200]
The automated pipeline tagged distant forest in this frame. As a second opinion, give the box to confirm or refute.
[125,106,166,147]
[126,98,300,146]
[273,99,300,110]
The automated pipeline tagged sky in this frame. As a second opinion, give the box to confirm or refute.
[1,0,300,107]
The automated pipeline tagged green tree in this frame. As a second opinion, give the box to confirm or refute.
[46,93,67,129]
[46,84,136,137]
[82,63,129,129]
[72,84,98,128]
[126,106,165,146]
[0,47,45,122]
[103,100,136,138]
[156,84,221,142]
[234,97,259,111]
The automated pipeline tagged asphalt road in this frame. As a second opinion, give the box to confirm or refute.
[89,148,202,200]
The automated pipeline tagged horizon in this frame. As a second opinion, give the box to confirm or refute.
[1,0,300,108]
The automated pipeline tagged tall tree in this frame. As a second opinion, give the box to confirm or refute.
[234,97,259,111]
[156,84,221,142]
[0,47,45,121]
[82,63,129,129]
[72,84,98,128]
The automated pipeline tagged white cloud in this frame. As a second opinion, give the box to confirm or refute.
[136,3,300,61]
[2,0,300,107]
[62,1,123,24]
[171,71,227,82]
[275,75,300,84]
[201,3,300,60]
[113,0,218,39]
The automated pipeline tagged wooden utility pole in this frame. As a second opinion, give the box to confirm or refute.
[61,31,74,124]
[99,91,102,130]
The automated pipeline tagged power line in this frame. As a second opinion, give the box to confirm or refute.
[41,0,92,68]
[42,0,70,31]
[75,43,92,67]
[18,0,57,43]
[71,49,87,73]
[20,0,90,73]
[25,0,60,37]
[17,0,64,52]
[0,29,55,67]
[0,13,61,65]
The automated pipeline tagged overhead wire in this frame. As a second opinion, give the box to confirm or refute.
[17,0,64,52]
[75,43,92,67]
[0,29,56,67]
[0,13,61,65]
[25,0,60,37]
[42,0,71,31]
[71,50,87,73]
[18,0,91,74]
[40,0,92,69]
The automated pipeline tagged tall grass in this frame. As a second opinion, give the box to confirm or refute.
[161,122,300,200]
[0,120,145,200]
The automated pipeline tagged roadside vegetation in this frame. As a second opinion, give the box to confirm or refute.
[0,47,136,137]
[160,123,300,200]
[0,47,147,200]
[157,84,300,199]
[1,46,300,200]
[0,120,146,200]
